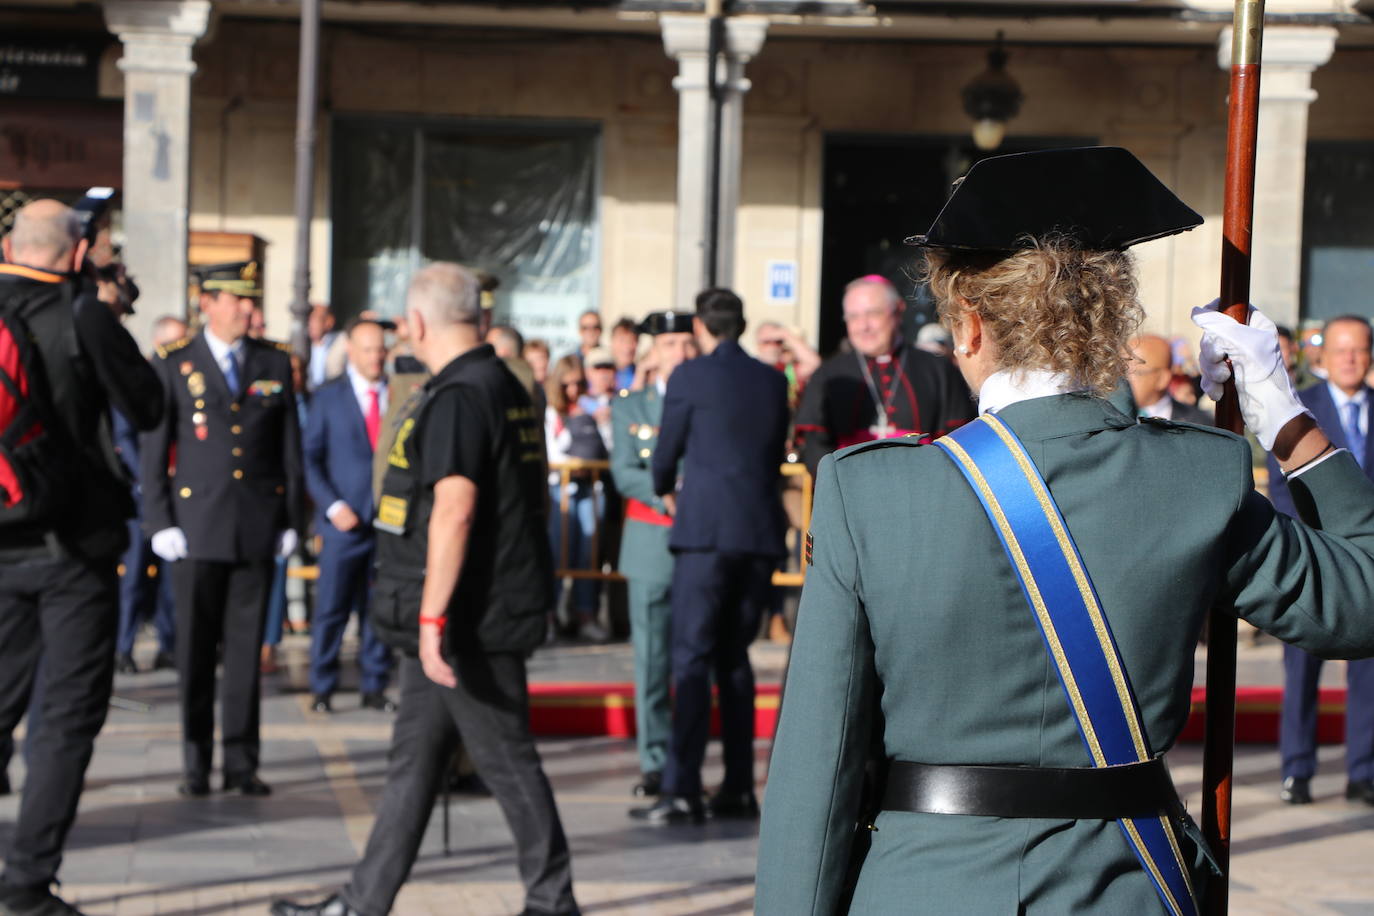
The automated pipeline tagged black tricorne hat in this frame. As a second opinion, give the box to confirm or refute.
[196,260,263,298]
[639,310,695,336]
[905,147,1202,252]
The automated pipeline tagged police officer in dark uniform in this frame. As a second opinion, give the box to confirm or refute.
[271,262,578,916]
[631,288,790,825]
[141,260,304,798]
[0,199,162,916]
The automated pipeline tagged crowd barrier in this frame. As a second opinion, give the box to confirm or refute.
[287,460,815,588]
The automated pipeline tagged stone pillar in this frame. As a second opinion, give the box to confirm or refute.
[661,15,767,310]
[1217,25,1336,328]
[103,0,211,345]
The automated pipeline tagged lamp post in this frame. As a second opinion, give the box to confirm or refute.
[962,33,1024,152]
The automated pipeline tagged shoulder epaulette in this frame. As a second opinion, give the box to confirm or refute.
[834,436,930,461]
[245,336,294,354]
[155,336,192,359]
[1139,416,1240,439]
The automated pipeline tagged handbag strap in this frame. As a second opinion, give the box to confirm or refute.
[935,413,1197,916]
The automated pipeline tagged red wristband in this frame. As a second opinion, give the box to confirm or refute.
[418,615,447,633]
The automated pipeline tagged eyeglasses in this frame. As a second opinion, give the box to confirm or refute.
[580,323,601,332]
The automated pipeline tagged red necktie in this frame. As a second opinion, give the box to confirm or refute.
[365,387,381,452]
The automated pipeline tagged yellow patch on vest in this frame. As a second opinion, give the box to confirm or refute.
[388,418,414,469]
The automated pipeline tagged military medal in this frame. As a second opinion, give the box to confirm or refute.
[638,425,654,440]
[187,371,206,397]
[180,361,193,376]
[195,425,209,441]
[191,412,205,426]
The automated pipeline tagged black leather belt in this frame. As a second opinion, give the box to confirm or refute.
[881,758,1178,820]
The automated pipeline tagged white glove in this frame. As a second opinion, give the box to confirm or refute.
[151,527,188,562]
[1191,300,1311,450]
[275,529,299,558]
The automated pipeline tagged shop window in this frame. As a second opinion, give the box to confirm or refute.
[331,117,599,355]
[1302,142,1374,323]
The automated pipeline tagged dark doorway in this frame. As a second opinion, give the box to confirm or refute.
[818,134,1095,355]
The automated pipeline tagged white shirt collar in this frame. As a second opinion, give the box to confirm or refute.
[1141,394,1173,420]
[655,378,667,397]
[1327,381,1367,410]
[346,363,384,397]
[977,368,1083,415]
[203,327,242,367]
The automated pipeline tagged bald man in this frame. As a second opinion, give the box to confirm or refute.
[1128,334,1212,424]
[0,199,163,916]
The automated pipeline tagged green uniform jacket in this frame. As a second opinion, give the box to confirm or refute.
[611,387,674,579]
[757,393,1374,915]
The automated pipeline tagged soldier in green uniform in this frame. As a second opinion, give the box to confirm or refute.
[757,148,1374,914]
[610,311,697,797]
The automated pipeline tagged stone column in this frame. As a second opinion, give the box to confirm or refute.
[1217,25,1336,328]
[103,0,211,345]
[661,15,767,310]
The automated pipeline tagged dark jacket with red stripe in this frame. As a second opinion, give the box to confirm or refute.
[794,341,975,478]
[0,264,163,559]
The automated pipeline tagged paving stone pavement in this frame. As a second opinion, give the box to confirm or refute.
[0,634,1370,914]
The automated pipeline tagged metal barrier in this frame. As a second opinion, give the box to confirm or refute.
[289,460,815,588]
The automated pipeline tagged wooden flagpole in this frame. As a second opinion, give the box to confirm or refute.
[1203,0,1265,911]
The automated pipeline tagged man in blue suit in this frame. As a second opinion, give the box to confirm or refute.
[303,319,395,713]
[631,288,790,824]
[1268,314,1374,807]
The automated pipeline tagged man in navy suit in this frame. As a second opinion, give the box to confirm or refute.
[1268,314,1374,807]
[303,319,395,713]
[631,288,790,824]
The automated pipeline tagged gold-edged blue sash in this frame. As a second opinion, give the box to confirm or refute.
[935,413,1196,916]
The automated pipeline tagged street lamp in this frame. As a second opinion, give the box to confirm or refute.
[962,33,1024,152]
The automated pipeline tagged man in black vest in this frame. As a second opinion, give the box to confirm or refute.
[0,199,162,916]
[141,260,304,798]
[271,262,578,916]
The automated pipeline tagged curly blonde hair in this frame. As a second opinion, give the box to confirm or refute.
[923,236,1143,397]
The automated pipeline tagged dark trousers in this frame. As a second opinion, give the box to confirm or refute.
[0,555,118,889]
[173,558,272,779]
[343,654,576,916]
[116,517,175,656]
[662,550,772,798]
[309,533,391,697]
[1280,644,1374,782]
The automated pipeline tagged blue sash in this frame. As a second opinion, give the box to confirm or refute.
[935,413,1197,916]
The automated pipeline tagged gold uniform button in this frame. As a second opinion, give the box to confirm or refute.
[275,485,285,495]
[179,487,192,498]
[231,425,242,435]
[195,399,205,409]
[230,403,241,413]
[232,447,243,457]
[639,448,651,459]
[233,469,244,480]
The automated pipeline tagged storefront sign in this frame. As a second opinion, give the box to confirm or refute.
[0,98,122,189]
[0,34,107,100]
[766,259,798,306]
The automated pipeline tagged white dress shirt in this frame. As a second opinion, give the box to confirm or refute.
[1326,381,1368,439]
[203,327,244,387]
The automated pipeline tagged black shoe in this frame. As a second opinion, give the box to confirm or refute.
[222,772,272,796]
[360,692,397,713]
[178,774,211,797]
[706,789,759,819]
[153,650,176,671]
[516,908,581,916]
[632,771,662,798]
[1280,776,1312,805]
[310,694,333,714]
[628,795,704,825]
[115,652,139,675]
[0,883,87,916]
[1345,779,1374,805]
[269,893,364,916]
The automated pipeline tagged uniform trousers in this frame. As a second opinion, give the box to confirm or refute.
[662,550,773,798]
[1280,644,1374,782]
[173,558,272,779]
[627,574,672,775]
[310,533,391,697]
[0,554,118,889]
[342,654,577,916]
[116,517,175,656]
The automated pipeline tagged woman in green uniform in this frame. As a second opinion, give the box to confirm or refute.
[757,148,1374,914]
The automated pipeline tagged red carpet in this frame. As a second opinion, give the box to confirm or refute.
[528,683,1349,745]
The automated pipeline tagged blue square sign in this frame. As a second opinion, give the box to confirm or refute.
[765,260,797,305]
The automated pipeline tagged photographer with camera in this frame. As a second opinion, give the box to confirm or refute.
[0,197,163,916]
